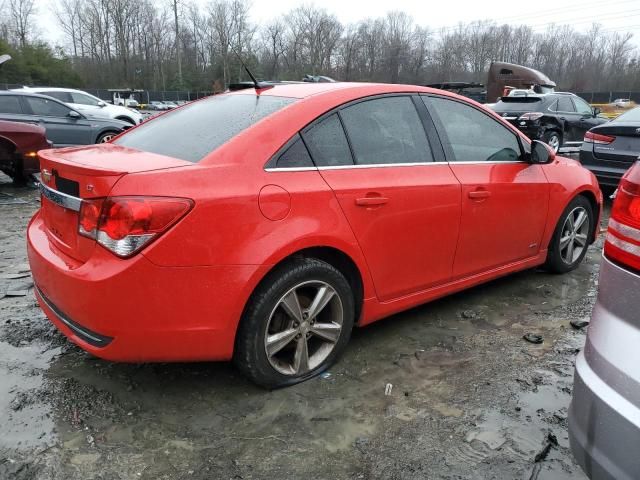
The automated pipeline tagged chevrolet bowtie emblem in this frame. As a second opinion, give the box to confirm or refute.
[41,169,52,182]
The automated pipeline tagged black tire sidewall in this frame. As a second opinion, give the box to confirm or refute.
[234,258,355,388]
[546,196,593,273]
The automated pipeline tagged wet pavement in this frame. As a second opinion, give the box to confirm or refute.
[0,172,607,479]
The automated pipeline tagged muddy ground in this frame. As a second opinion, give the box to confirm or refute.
[0,172,606,480]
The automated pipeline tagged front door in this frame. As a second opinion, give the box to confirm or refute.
[21,96,92,146]
[425,95,550,279]
[302,96,462,301]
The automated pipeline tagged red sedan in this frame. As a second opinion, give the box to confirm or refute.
[27,83,602,387]
[0,120,50,183]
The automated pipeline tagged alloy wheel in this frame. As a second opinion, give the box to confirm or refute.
[559,206,590,264]
[100,134,115,143]
[264,280,343,376]
[547,134,560,153]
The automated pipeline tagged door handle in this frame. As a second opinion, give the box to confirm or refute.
[468,190,491,200]
[355,196,389,206]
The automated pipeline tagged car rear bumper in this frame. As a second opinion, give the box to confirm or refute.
[27,211,269,362]
[579,147,627,188]
[569,257,640,479]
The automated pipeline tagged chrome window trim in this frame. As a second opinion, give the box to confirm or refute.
[39,182,82,212]
[264,160,526,172]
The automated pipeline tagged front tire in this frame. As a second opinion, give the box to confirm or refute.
[96,131,118,144]
[234,258,355,388]
[544,196,594,273]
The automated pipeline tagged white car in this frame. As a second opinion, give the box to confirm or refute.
[613,98,631,108]
[14,87,142,125]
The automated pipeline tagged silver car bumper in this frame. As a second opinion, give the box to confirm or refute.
[569,256,640,480]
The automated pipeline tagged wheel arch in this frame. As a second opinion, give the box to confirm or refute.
[576,189,600,244]
[115,116,135,125]
[241,245,367,333]
[0,135,18,154]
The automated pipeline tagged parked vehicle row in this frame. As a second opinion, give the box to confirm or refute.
[15,87,143,125]
[27,82,602,390]
[490,92,608,153]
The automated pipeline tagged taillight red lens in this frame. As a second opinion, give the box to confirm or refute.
[518,112,543,121]
[605,167,640,271]
[584,131,615,144]
[79,199,103,236]
[78,196,193,257]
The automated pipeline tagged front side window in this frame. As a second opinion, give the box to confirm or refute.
[339,96,433,165]
[71,92,101,106]
[427,96,522,163]
[573,97,592,116]
[24,96,71,117]
[302,113,353,167]
[0,95,23,114]
[115,94,295,163]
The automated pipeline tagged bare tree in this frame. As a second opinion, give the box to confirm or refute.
[9,0,35,47]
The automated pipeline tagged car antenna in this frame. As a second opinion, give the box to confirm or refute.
[230,45,273,91]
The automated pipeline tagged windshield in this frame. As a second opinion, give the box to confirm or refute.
[614,107,640,123]
[115,94,295,162]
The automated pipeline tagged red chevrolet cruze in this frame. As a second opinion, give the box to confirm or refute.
[27,83,602,387]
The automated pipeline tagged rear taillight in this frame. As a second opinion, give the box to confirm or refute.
[605,176,640,271]
[79,196,193,257]
[518,112,544,121]
[584,131,615,144]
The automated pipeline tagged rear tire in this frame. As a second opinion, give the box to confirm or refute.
[542,130,561,153]
[234,258,355,389]
[544,196,594,273]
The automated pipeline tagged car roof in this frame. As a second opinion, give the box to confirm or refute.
[17,87,83,93]
[0,90,69,101]
[228,82,450,100]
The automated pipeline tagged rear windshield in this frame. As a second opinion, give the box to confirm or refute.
[493,97,543,112]
[114,94,295,162]
[615,107,640,123]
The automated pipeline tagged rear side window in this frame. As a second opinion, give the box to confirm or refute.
[428,96,522,162]
[24,96,71,117]
[302,113,353,167]
[340,96,433,165]
[556,97,575,112]
[43,91,74,103]
[0,95,23,114]
[115,94,295,163]
[275,135,314,168]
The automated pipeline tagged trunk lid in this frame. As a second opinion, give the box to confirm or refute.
[592,122,640,164]
[38,144,192,264]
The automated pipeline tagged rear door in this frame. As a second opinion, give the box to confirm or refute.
[21,96,93,146]
[0,94,33,124]
[303,95,462,301]
[554,96,581,143]
[425,95,550,279]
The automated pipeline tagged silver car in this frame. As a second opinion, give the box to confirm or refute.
[569,162,640,479]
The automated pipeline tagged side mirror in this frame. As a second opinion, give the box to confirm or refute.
[97,101,106,107]
[530,140,555,164]
[68,110,81,119]
[592,107,601,117]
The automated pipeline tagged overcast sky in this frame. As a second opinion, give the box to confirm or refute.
[36,0,640,47]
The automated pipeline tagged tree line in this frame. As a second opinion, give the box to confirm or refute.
[1,0,639,93]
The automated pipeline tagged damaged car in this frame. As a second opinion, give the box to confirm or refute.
[27,83,602,388]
